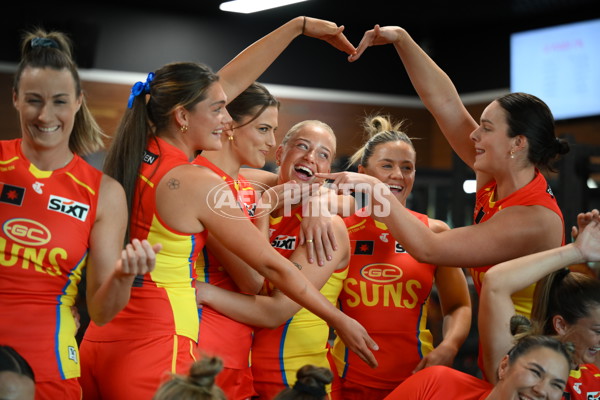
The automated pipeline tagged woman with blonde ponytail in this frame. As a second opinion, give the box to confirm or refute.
[324,114,472,399]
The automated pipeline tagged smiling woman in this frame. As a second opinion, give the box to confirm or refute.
[77,16,379,400]
[317,114,471,400]
[0,28,160,400]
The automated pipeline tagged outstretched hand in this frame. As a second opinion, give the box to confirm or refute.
[117,238,162,276]
[303,17,356,56]
[333,314,379,369]
[349,24,404,62]
[573,209,600,262]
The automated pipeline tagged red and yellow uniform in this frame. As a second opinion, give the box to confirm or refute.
[383,365,492,400]
[564,363,600,400]
[251,207,348,400]
[80,137,206,400]
[193,155,257,400]
[470,170,564,317]
[331,209,436,399]
[0,138,101,397]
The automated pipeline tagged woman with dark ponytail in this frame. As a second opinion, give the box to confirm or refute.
[0,28,160,400]
[338,24,571,321]
[80,16,378,400]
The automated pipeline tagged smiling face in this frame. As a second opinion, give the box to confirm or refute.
[469,100,514,174]
[13,67,82,154]
[556,305,600,366]
[231,105,278,168]
[358,140,416,206]
[184,82,231,152]
[275,122,335,185]
[495,346,570,400]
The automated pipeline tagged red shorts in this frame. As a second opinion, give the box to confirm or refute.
[216,366,256,400]
[79,334,196,400]
[35,378,81,400]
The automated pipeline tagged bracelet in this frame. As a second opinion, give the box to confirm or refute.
[302,16,306,35]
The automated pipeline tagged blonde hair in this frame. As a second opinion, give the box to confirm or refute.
[348,114,414,169]
[153,356,226,400]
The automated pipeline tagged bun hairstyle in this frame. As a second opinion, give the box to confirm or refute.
[496,92,570,171]
[14,28,105,155]
[348,114,415,169]
[153,356,226,400]
[273,364,333,400]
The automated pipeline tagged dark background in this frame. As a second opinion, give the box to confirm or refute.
[2,0,599,97]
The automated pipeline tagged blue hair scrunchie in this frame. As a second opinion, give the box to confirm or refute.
[127,72,155,109]
[31,37,59,49]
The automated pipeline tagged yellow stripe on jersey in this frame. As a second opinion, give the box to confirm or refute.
[138,173,155,188]
[147,215,199,341]
[374,219,387,231]
[65,172,96,195]
[56,252,87,379]
[29,163,53,179]
[0,156,19,165]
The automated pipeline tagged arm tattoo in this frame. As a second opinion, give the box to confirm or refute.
[292,262,302,271]
[167,178,180,190]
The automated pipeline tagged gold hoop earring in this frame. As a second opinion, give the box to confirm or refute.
[180,125,188,133]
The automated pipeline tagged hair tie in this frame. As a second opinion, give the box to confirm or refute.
[292,381,326,398]
[127,72,155,109]
[31,37,59,49]
[556,267,570,281]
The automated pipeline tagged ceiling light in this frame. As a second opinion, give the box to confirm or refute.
[219,0,309,14]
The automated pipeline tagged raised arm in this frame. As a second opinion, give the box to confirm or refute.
[218,16,355,103]
[350,25,478,170]
[86,175,161,326]
[318,171,562,268]
[478,209,600,382]
[197,216,350,328]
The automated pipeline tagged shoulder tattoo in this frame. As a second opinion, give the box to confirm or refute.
[292,262,302,270]
[167,178,180,190]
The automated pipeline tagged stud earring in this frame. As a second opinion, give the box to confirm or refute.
[228,135,234,141]
[180,125,188,133]
[510,149,515,159]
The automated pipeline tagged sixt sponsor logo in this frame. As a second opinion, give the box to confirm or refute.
[360,263,403,283]
[48,195,90,221]
[271,235,296,251]
[395,242,407,253]
[3,218,51,246]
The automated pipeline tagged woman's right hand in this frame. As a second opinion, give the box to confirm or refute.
[302,17,356,56]
[332,313,379,369]
[574,209,600,262]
